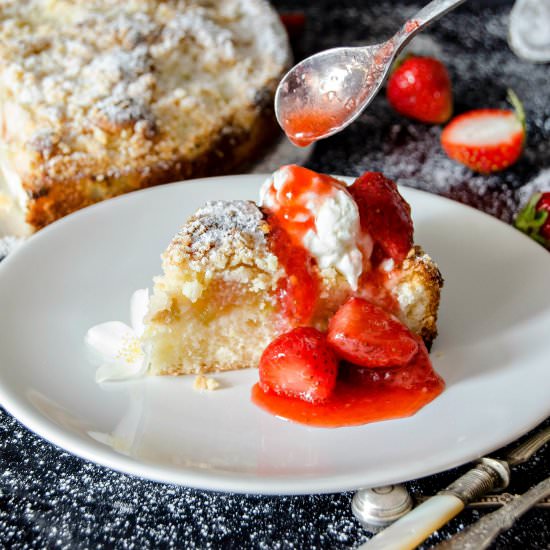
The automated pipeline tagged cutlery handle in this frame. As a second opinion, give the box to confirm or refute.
[358,494,464,550]
[359,459,509,550]
[435,475,550,549]
[394,0,467,52]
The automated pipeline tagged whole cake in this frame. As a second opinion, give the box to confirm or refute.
[0,0,291,232]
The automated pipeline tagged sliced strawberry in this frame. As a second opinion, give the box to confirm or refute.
[441,90,526,173]
[515,191,550,249]
[340,338,442,391]
[377,338,438,389]
[327,297,419,368]
[259,327,339,403]
[387,56,453,124]
[348,172,413,264]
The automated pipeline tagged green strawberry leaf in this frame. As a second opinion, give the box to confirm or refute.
[507,89,526,143]
[515,192,550,247]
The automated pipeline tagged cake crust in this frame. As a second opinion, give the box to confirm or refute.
[25,107,279,229]
[395,245,444,349]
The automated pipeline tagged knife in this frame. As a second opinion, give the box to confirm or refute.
[358,425,550,550]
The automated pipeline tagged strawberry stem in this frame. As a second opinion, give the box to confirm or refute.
[507,89,526,136]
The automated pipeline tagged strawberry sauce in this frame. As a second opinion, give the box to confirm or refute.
[252,347,444,428]
[256,165,444,428]
[262,165,345,247]
[282,109,343,147]
[263,166,346,326]
[358,267,400,315]
[268,216,319,326]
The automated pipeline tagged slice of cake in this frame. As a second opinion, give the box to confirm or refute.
[142,165,443,376]
[0,0,290,233]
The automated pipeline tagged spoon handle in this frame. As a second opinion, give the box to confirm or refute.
[394,0,467,51]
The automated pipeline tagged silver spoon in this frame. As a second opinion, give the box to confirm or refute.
[275,0,467,147]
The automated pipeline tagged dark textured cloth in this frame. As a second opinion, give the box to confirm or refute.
[1,1,549,548]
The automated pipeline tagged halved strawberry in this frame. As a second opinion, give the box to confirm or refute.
[515,191,550,249]
[259,327,339,403]
[348,172,413,264]
[340,338,442,390]
[441,90,526,173]
[387,56,453,124]
[327,297,419,368]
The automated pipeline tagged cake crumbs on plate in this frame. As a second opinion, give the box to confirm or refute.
[193,374,221,392]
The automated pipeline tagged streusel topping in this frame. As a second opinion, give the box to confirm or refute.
[0,0,290,181]
[164,200,278,274]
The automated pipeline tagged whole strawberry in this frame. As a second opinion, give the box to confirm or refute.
[515,192,550,249]
[441,90,526,173]
[386,56,453,124]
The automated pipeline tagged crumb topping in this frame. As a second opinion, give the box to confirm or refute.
[0,0,290,183]
[165,200,277,274]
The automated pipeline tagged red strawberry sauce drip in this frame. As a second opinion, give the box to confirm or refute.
[267,215,319,327]
[357,267,400,315]
[262,165,345,246]
[404,19,420,33]
[252,341,444,428]
[263,166,345,326]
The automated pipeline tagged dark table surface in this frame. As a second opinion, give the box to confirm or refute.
[1,1,549,548]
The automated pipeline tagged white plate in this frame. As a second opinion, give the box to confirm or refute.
[0,175,549,495]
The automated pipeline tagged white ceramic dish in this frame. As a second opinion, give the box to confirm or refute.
[0,174,549,495]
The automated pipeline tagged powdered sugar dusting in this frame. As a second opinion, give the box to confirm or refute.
[189,200,267,248]
[0,402,371,547]
[166,200,271,268]
[154,9,236,63]
[402,33,444,59]
[0,405,547,548]
[0,0,291,182]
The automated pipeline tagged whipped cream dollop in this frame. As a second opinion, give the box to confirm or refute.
[259,165,366,290]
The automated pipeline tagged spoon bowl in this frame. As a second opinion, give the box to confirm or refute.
[275,0,467,146]
[275,44,393,146]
